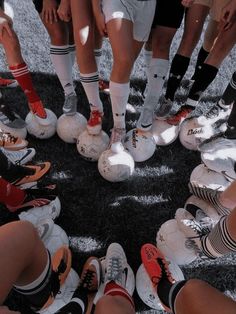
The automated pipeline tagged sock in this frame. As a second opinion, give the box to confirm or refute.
[54,288,88,314]
[80,72,103,112]
[104,281,135,309]
[191,47,209,81]
[144,58,169,110]
[50,45,75,96]
[0,150,33,183]
[165,54,190,101]
[222,71,236,108]
[9,62,41,103]
[109,81,129,129]
[69,44,76,67]
[0,178,26,211]
[94,48,102,69]
[14,251,53,311]
[201,215,236,259]
[186,63,218,107]
[169,280,187,314]
[143,48,152,78]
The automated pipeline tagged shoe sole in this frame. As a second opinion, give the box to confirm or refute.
[16,162,51,186]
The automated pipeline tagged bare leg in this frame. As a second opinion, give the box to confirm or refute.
[175,279,236,314]
[0,28,24,65]
[95,295,135,314]
[152,25,177,59]
[203,18,219,52]
[0,221,47,304]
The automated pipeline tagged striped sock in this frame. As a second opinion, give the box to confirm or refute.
[9,62,40,103]
[188,183,231,215]
[50,45,75,96]
[94,48,102,69]
[69,44,76,67]
[201,215,236,258]
[80,72,103,112]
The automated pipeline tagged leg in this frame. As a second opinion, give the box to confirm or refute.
[202,18,219,52]
[0,221,48,304]
[175,279,236,314]
[95,295,135,314]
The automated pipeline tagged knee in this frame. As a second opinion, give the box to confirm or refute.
[113,53,134,73]
[1,29,19,49]
[48,27,67,45]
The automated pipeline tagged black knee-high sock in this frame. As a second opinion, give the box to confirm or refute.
[191,47,209,81]
[221,71,236,107]
[0,150,33,182]
[165,54,190,101]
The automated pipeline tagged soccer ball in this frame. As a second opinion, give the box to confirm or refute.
[190,163,230,191]
[57,113,87,143]
[77,129,109,161]
[0,122,27,139]
[98,148,135,182]
[151,119,179,146]
[39,268,79,314]
[25,109,57,139]
[124,128,156,162]
[156,219,197,265]
[179,117,214,151]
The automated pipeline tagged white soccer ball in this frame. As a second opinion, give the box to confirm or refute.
[77,130,109,161]
[179,117,214,151]
[156,219,197,265]
[39,268,79,314]
[0,122,27,139]
[57,113,87,143]
[25,109,57,139]
[98,148,135,182]
[124,128,156,162]
[151,119,179,146]
[190,163,230,191]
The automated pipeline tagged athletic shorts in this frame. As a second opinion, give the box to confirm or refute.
[152,0,185,29]
[210,0,231,22]
[101,0,156,42]
[32,0,61,14]
[194,0,211,7]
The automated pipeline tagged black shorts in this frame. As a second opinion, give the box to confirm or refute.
[32,0,61,14]
[152,0,185,29]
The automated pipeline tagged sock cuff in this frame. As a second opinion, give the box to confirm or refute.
[109,81,130,96]
[9,62,28,72]
[94,48,102,56]
[50,45,70,54]
[80,72,99,83]
[150,58,169,72]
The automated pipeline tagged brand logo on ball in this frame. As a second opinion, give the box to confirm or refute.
[187,128,203,136]
[131,129,138,148]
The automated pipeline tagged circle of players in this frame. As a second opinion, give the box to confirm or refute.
[0,0,236,313]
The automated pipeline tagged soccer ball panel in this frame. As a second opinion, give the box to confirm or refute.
[57,113,87,143]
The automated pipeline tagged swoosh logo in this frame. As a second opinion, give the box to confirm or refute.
[221,170,236,181]
[90,259,101,285]
[141,123,152,128]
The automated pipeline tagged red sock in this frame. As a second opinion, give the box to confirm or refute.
[104,281,135,309]
[9,62,40,104]
[0,178,26,212]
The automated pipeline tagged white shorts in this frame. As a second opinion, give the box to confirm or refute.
[102,0,156,42]
[210,0,231,22]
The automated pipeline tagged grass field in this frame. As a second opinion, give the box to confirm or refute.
[0,1,236,313]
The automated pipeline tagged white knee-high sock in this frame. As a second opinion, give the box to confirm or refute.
[69,44,76,67]
[94,48,102,70]
[144,58,169,110]
[50,45,75,96]
[80,72,103,111]
[110,81,129,129]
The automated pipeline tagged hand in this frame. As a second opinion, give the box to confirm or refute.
[221,0,236,30]
[41,0,58,24]
[0,306,20,314]
[0,9,13,40]
[57,0,71,22]
[181,0,194,7]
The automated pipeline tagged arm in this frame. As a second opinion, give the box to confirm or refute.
[221,0,236,30]
[0,8,13,40]
[41,0,59,24]
[181,0,195,8]
[92,0,107,36]
[57,0,71,22]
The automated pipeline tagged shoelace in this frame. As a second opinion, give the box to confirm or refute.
[157,257,174,283]
[0,130,17,144]
[107,257,122,281]
[80,269,96,290]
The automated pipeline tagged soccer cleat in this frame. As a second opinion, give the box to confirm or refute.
[0,130,28,150]
[141,244,175,312]
[109,127,126,153]
[175,208,210,257]
[99,79,110,94]
[0,77,18,88]
[1,147,36,165]
[167,106,193,126]
[79,257,102,292]
[29,100,50,126]
[155,97,173,120]
[87,106,103,135]
[104,243,129,288]
[11,162,51,187]
[36,218,55,242]
[0,104,26,128]
[63,93,77,116]
[137,107,154,131]
[188,182,231,215]
[197,101,232,127]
